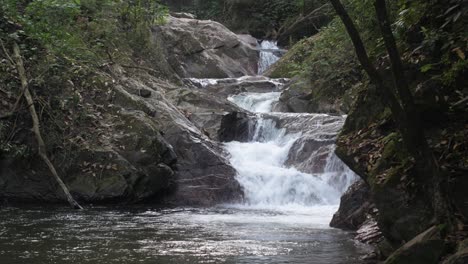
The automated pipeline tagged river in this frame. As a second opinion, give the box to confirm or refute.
[0,41,370,264]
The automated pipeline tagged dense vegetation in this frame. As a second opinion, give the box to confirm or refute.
[270,0,467,261]
[163,0,332,41]
[0,0,171,159]
[1,0,467,262]
[269,0,467,114]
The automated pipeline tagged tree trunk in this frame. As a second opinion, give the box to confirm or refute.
[328,0,406,127]
[329,0,450,223]
[374,0,450,223]
[12,42,83,210]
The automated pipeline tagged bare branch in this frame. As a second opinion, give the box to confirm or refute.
[12,42,83,209]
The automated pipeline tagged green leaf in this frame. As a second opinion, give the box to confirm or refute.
[421,64,433,73]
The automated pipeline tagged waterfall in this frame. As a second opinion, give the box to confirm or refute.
[225,91,356,209]
[258,40,281,74]
[227,92,281,113]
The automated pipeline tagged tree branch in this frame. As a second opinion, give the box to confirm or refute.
[12,42,83,209]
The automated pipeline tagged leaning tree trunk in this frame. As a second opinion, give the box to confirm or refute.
[12,42,83,210]
[374,0,450,223]
[329,0,450,224]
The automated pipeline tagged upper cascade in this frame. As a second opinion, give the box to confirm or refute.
[224,88,356,208]
[258,40,281,74]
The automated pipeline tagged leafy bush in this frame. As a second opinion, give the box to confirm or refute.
[1,0,169,66]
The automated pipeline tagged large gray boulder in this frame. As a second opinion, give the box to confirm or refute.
[112,75,243,205]
[153,16,259,78]
[0,97,177,203]
[0,70,243,206]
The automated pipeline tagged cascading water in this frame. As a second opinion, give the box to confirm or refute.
[225,41,356,212]
[227,92,281,113]
[258,40,281,74]
[225,94,355,209]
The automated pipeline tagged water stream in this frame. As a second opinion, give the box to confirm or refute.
[0,40,368,264]
[258,41,281,74]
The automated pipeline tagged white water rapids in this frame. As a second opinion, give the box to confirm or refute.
[225,93,355,210]
[258,40,281,74]
[224,40,356,215]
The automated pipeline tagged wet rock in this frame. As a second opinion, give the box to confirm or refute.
[153,16,259,78]
[198,76,287,97]
[264,112,345,174]
[355,217,383,245]
[219,112,254,142]
[384,226,446,264]
[330,180,372,230]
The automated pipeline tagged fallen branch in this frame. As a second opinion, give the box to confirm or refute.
[452,96,468,107]
[12,42,83,209]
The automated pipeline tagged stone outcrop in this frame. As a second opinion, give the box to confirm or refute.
[153,15,259,78]
[261,112,345,174]
[112,75,243,205]
[330,180,372,230]
[0,94,178,203]
[0,70,245,206]
[384,226,446,264]
[218,112,254,142]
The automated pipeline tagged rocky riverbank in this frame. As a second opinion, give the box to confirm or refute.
[0,15,261,206]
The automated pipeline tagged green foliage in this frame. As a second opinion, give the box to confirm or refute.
[271,0,467,109]
[1,0,169,66]
[393,0,467,87]
[174,0,328,38]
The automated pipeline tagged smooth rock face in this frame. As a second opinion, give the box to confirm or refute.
[163,85,243,141]
[153,16,259,78]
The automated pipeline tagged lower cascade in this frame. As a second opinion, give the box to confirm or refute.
[225,91,356,209]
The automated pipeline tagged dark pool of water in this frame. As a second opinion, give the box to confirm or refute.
[0,206,370,264]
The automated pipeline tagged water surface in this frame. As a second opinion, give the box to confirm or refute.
[0,206,369,264]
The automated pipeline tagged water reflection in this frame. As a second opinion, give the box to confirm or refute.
[0,206,369,264]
